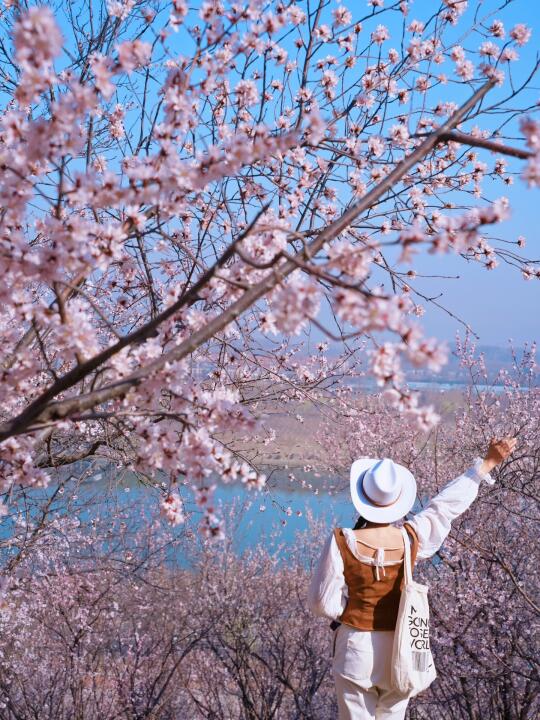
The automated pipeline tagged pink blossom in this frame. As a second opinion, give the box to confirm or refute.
[403,403,440,431]
[480,64,505,85]
[368,342,402,387]
[520,117,540,151]
[315,24,332,41]
[240,209,287,264]
[368,135,385,157]
[522,157,540,187]
[405,335,449,371]
[199,508,226,541]
[159,492,185,526]
[390,124,410,148]
[270,271,321,335]
[142,7,156,23]
[415,76,429,92]
[434,100,458,117]
[116,40,152,72]
[500,48,518,62]
[333,5,352,27]
[421,39,438,59]
[371,25,390,45]
[510,24,531,46]
[107,0,135,20]
[108,104,126,138]
[397,222,426,263]
[321,69,338,89]
[326,240,373,279]
[234,79,260,107]
[90,53,115,99]
[200,1,224,21]
[13,6,62,72]
[170,0,188,29]
[442,0,468,20]
[397,88,409,104]
[54,300,101,361]
[303,108,326,145]
[13,6,62,103]
[489,20,505,38]
[332,289,367,327]
[408,20,425,34]
[288,5,307,25]
[242,468,267,490]
[407,38,421,61]
[0,437,50,491]
[479,41,499,58]
[450,45,465,62]
[455,59,474,81]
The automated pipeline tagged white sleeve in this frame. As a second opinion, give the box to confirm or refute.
[406,457,494,560]
[306,532,348,621]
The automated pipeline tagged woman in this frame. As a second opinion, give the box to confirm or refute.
[307,437,517,720]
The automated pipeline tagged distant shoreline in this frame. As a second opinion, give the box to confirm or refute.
[251,381,533,473]
[351,380,532,392]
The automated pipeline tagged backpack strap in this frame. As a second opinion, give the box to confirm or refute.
[400,526,413,586]
[403,522,419,568]
[333,527,346,557]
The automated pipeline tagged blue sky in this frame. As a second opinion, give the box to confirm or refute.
[402,203,539,347]
[302,0,540,349]
[378,170,540,347]
[363,1,539,348]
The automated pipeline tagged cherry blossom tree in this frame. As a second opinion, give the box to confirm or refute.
[0,0,538,540]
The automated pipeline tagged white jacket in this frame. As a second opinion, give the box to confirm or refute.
[307,458,494,621]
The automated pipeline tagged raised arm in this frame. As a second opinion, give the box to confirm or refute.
[406,437,517,560]
[306,531,348,621]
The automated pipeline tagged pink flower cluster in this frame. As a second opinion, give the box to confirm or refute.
[399,200,510,258]
[159,491,185,526]
[13,6,62,104]
[116,40,152,72]
[326,240,373,280]
[520,117,540,187]
[269,271,321,335]
[0,437,50,492]
[239,209,288,265]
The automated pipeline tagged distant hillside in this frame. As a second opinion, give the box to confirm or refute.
[401,342,538,385]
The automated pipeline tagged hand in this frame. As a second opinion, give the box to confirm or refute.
[481,436,517,473]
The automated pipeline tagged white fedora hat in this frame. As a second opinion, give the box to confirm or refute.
[350,457,417,523]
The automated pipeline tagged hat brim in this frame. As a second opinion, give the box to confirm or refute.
[349,458,417,523]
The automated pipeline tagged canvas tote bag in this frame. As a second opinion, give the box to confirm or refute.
[390,526,437,696]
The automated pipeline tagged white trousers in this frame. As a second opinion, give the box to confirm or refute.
[331,624,411,720]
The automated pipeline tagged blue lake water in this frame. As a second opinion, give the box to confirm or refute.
[0,470,359,568]
[58,476,427,567]
[212,482,356,551]
[204,482,429,559]
[106,478,363,560]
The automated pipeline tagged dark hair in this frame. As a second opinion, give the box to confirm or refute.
[353,515,368,530]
